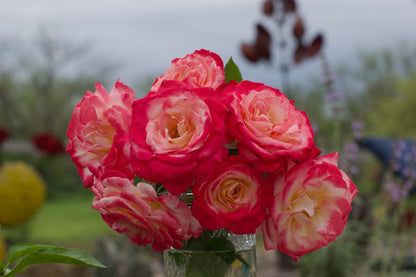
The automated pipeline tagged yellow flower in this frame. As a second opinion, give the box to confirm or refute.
[0,162,46,226]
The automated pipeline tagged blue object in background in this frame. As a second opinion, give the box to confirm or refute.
[357,137,416,181]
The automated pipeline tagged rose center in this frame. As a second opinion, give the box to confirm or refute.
[145,94,209,154]
[164,113,195,144]
[243,91,288,137]
[165,115,181,139]
[81,121,115,156]
[289,189,316,218]
[168,127,179,139]
[218,178,247,209]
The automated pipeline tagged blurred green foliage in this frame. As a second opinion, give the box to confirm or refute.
[0,30,116,199]
[290,43,416,277]
[0,29,113,139]
[365,74,416,137]
[2,194,111,246]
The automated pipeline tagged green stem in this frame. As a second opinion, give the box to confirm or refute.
[236,253,250,268]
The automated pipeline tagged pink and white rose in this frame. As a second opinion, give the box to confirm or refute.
[191,156,272,234]
[66,80,135,187]
[261,153,358,261]
[222,80,320,173]
[92,171,202,252]
[150,49,225,91]
[130,80,228,195]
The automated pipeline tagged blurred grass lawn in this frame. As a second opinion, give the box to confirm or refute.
[3,193,114,248]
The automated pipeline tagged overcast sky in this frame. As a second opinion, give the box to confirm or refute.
[1,0,416,93]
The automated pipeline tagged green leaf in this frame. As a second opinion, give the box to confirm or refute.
[224,57,243,83]
[204,237,235,252]
[0,261,6,276]
[181,236,204,251]
[7,243,55,264]
[185,252,230,277]
[168,250,192,269]
[182,229,235,252]
[4,246,106,277]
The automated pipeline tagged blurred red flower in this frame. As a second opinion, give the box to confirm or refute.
[31,132,65,155]
[0,128,10,145]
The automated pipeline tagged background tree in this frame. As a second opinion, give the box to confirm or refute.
[365,74,416,137]
[0,28,115,139]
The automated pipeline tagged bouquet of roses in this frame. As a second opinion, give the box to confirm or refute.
[66,49,357,262]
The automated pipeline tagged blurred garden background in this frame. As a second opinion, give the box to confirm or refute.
[1,0,416,276]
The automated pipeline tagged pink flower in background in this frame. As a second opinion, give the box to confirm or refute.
[66,80,135,187]
[191,156,272,234]
[222,80,320,173]
[130,80,228,195]
[31,132,65,155]
[150,49,225,91]
[262,153,358,261]
[92,171,202,252]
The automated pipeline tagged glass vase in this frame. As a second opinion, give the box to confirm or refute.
[164,229,256,277]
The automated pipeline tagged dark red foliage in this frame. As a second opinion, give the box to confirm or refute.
[0,128,10,145]
[294,43,306,64]
[292,17,305,41]
[31,132,65,155]
[306,33,324,57]
[243,0,323,66]
[262,0,274,16]
[241,43,259,63]
[241,24,272,63]
[283,0,297,13]
[293,34,324,64]
[256,24,272,60]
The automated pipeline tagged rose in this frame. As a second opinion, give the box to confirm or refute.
[261,153,358,261]
[222,80,320,173]
[31,132,65,155]
[150,49,225,91]
[130,80,228,195]
[92,171,202,252]
[191,156,272,234]
[66,80,135,187]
